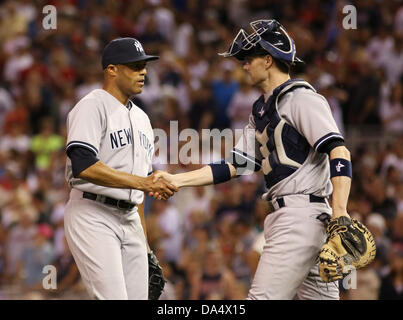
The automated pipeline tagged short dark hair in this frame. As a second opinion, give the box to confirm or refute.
[272,58,291,74]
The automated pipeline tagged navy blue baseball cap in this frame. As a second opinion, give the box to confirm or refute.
[101,38,159,69]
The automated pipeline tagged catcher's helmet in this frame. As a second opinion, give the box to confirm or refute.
[219,19,303,65]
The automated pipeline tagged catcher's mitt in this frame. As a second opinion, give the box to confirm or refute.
[318,216,376,282]
[148,252,166,300]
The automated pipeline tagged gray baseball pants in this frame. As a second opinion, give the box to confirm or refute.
[248,194,339,300]
[64,188,148,300]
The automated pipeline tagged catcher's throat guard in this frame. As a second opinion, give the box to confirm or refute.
[219,19,303,64]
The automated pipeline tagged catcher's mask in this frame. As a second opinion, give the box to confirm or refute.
[219,19,303,65]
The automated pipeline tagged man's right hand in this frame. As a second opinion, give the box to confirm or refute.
[148,170,179,200]
[142,174,178,200]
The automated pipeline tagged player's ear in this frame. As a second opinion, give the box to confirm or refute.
[265,55,273,69]
[105,64,118,77]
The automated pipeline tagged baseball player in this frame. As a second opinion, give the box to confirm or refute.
[152,20,375,299]
[64,38,177,300]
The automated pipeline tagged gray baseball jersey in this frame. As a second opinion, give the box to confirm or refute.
[65,89,154,204]
[230,79,342,299]
[231,79,343,200]
[64,88,154,299]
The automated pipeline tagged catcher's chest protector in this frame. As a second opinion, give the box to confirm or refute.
[252,79,313,189]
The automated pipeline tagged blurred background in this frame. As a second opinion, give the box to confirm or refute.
[0,0,402,300]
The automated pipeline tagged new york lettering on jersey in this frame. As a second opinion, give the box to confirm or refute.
[138,130,153,161]
[110,128,133,149]
[65,89,154,204]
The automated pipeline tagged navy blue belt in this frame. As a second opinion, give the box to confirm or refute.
[83,192,136,210]
[270,194,327,211]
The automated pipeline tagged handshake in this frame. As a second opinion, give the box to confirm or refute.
[144,170,179,200]
[142,165,211,200]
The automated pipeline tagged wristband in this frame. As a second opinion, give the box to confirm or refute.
[329,158,352,178]
[208,160,231,185]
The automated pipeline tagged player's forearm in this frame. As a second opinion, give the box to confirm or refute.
[174,163,237,188]
[330,176,351,217]
[173,166,214,187]
[78,161,148,191]
[329,146,351,218]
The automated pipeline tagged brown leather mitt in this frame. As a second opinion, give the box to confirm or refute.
[318,216,377,282]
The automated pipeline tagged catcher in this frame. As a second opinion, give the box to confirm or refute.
[151,19,376,299]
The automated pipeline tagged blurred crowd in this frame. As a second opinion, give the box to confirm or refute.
[0,0,402,300]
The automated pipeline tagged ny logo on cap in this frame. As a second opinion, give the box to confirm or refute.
[133,40,144,53]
